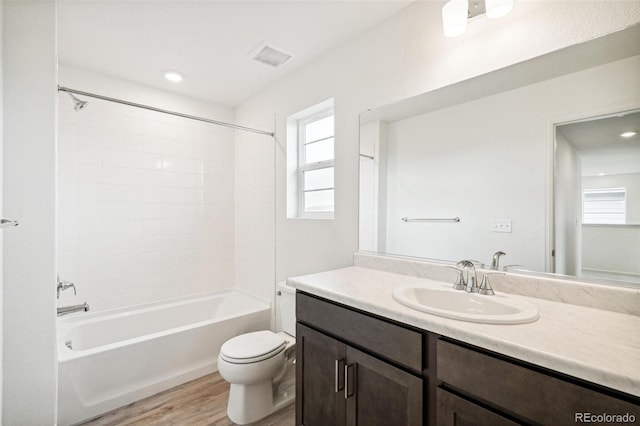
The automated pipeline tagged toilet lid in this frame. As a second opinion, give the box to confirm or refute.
[221,330,286,363]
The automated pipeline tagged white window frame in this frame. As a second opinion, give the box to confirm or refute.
[297,107,334,218]
[583,187,626,225]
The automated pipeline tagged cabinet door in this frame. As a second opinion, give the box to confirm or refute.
[345,346,422,426]
[437,388,521,426]
[296,323,346,426]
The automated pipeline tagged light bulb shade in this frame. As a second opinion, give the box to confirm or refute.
[442,0,468,37]
[486,0,513,19]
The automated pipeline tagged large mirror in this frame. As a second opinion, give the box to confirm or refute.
[359,24,640,286]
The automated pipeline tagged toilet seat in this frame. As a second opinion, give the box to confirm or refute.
[220,330,286,364]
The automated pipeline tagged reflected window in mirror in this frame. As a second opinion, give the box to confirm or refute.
[583,188,626,225]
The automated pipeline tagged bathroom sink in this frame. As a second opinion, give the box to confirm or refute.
[392,284,539,324]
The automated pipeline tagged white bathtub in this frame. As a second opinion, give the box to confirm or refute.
[57,289,271,425]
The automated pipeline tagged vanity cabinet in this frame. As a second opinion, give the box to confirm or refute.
[295,291,640,426]
[296,293,426,426]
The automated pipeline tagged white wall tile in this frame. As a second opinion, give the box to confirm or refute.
[102,147,123,167]
[101,166,124,184]
[78,165,102,183]
[79,126,102,146]
[57,239,78,259]
[78,106,102,128]
[123,133,144,152]
[123,168,144,186]
[123,151,142,168]
[102,130,124,149]
[78,144,101,165]
[102,110,124,132]
[58,163,79,183]
[58,95,235,312]
[124,116,146,135]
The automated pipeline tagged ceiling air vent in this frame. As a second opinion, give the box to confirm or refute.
[251,44,292,68]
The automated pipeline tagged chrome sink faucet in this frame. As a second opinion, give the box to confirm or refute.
[451,260,500,296]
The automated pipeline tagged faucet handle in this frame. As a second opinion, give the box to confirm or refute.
[445,266,466,290]
[456,260,474,268]
[478,272,505,296]
[57,274,77,299]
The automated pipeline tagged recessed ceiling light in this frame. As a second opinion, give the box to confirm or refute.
[620,131,637,138]
[164,70,184,82]
[597,172,607,176]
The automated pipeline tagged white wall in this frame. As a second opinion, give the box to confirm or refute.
[582,173,640,275]
[57,65,236,312]
[234,1,640,293]
[2,1,58,423]
[555,131,582,276]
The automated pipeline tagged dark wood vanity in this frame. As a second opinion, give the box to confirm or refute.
[296,291,640,426]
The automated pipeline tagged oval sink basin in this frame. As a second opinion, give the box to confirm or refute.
[392,285,539,324]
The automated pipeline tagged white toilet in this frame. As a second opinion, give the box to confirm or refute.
[218,282,296,425]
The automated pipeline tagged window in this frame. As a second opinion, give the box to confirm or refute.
[583,188,626,224]
[298,109,334,216]
[287,100,335,219]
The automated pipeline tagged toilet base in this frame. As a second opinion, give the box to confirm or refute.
[225,349,296,425]
[226,379,295,425]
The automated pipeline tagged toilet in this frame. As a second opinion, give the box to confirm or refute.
[218,282,296,425]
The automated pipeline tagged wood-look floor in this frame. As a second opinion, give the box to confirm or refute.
[80,372,295,426]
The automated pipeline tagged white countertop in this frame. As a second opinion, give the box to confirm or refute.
[288,266,640,397]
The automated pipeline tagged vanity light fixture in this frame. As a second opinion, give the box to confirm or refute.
[442,0,513,37]
[620,131,637,138]
[442,0,468,38]
[163,70,184,82]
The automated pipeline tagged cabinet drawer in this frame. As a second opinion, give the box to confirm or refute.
[437,388,519,426]
[297,292,423,372]
[437,339,640,424]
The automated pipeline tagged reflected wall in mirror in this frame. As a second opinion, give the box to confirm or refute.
[359,24,640,287]
[555,111,640,284]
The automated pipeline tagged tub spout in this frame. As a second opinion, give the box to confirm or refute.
[57,302,90,316]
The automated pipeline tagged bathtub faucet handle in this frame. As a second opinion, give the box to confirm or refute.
[57,274,77,299]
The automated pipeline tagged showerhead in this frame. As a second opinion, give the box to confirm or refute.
[68,92,88,111]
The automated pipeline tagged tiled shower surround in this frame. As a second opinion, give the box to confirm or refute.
[57,96,235,311]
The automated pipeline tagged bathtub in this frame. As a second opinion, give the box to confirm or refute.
[57,289,271,425]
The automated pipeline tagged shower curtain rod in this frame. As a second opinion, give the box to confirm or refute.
[57,86,275,137]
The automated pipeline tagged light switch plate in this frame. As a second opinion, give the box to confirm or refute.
[492,220,512,233]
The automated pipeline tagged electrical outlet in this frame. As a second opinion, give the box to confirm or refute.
[492,220,512,233]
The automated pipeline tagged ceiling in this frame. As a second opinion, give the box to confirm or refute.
[558,111,640,176]
[57,0,412,108]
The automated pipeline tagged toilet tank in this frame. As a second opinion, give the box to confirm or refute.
[276,282,296,337]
